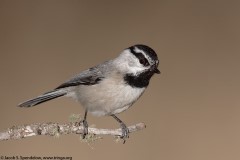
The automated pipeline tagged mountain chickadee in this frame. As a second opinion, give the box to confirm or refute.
[18,44,160,142]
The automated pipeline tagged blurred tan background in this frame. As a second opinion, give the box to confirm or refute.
[0,0,240,159]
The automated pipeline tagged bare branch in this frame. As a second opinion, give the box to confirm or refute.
[0,122,146,141]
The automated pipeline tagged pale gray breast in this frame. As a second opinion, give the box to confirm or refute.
[73,72,145,117]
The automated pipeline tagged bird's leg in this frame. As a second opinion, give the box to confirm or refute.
[79,110,88,139]
[111,114,129,144]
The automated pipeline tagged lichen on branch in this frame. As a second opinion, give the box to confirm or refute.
[0,122,146,142]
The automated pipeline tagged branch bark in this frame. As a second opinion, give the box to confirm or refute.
[0,122,146,141]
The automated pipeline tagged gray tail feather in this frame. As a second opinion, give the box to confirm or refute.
[18,90,67,107]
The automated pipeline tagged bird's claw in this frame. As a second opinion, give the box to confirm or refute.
[120,123,129,144]
[79,119,88,139]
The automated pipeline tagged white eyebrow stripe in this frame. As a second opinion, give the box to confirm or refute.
[134,47,155,64]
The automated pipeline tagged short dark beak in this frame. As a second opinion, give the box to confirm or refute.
[154,68,161,74]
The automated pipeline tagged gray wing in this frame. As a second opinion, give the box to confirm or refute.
[55,64,107,90]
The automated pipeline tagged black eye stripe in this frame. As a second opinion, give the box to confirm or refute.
[129,47,150,66]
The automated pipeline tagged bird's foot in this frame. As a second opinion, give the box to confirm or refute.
[120,122,129,144]
[79,119,88,139]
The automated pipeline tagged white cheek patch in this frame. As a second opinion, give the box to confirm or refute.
[119,50,148,75]
[117,49,151,75]
[128,66,147,75]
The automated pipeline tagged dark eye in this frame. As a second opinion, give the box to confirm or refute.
[139,58,150,66]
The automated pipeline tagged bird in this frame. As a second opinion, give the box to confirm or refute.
[18,44,160,143]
